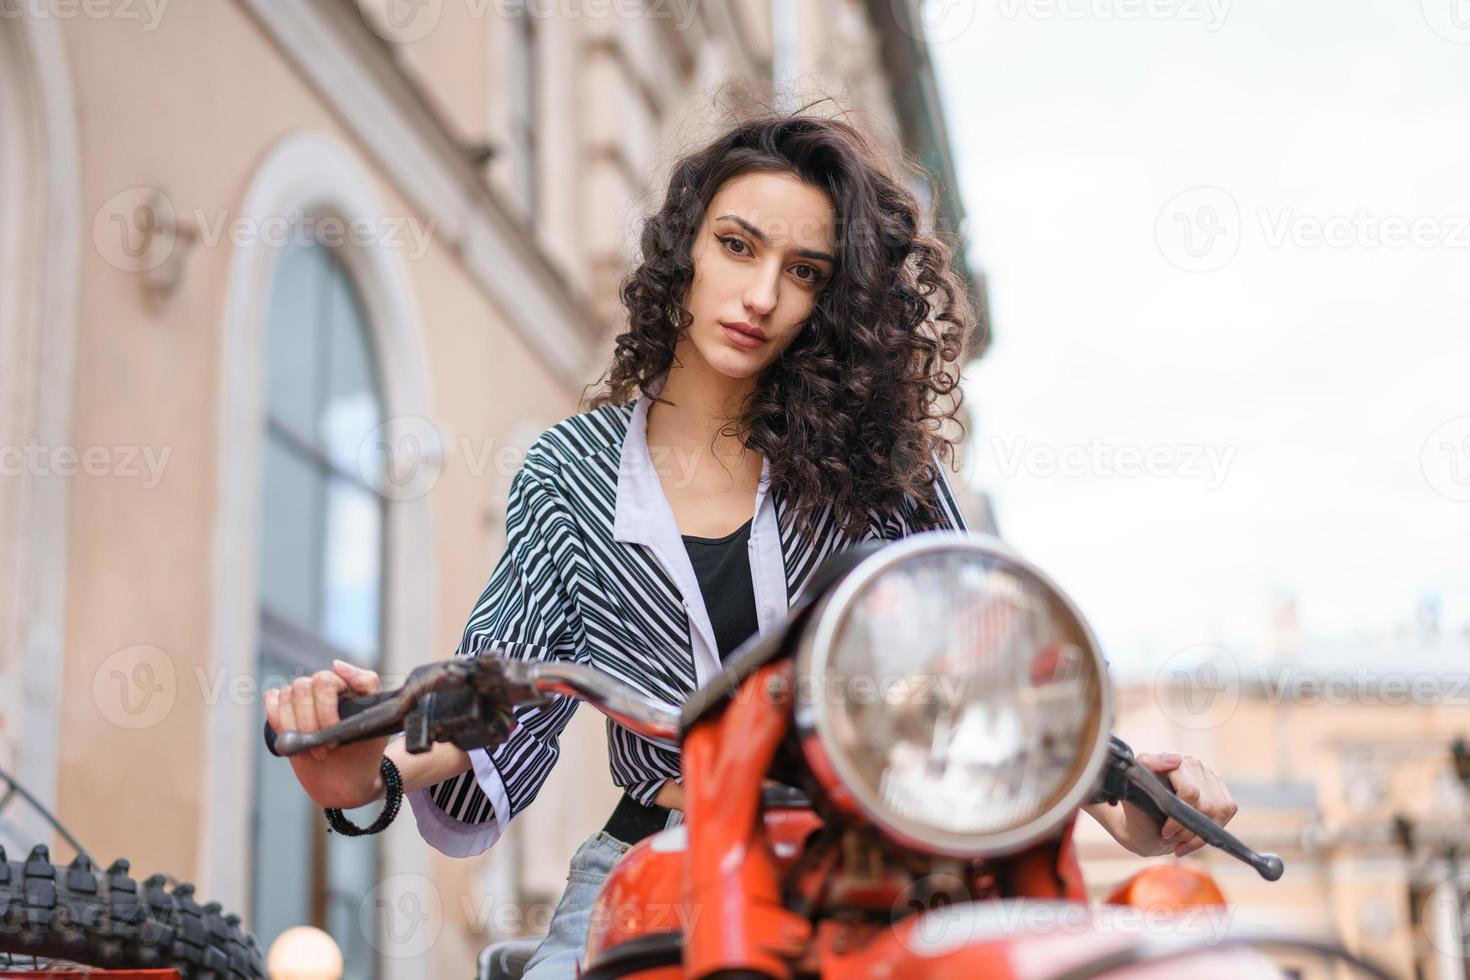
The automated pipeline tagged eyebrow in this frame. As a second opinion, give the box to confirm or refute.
[716,214,836,264]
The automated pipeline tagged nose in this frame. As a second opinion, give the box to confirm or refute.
[742,260,779,318]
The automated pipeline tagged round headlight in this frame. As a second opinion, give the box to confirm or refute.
[793,532,1111,858]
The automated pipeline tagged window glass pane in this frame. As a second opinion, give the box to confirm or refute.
[321,259,382,477]
[259,434,321,629]
[266,243,330,439]
[251,654,315,953]
[256,233,386,974]
[323,476,382,662]
[325,826,378,980]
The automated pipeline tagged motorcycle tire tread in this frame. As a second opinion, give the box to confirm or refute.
[0,843,265,979]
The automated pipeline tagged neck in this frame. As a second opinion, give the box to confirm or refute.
[648,349,759,466]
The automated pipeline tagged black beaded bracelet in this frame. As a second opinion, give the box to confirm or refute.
[325,756,402,836]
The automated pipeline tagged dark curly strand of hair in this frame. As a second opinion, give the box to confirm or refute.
[583,109,979,540]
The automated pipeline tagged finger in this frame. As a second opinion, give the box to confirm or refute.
[291,676,328,761]
[334,658,382,696]
[1136,752,1183,773]
[1161,817,1182,841]
[277,682,298,734]
[312,669,346,724]
[264,687,280,733]
[291,677,320,733]
[1201,805,1235,828]
[1174,838,1206,857]
[311,670,345,759]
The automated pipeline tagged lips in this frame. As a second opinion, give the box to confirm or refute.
[720,321,769,349]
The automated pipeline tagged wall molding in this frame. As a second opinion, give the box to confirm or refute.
[204,131,436,978]
[236,0,604,388]
[0,11,82,853]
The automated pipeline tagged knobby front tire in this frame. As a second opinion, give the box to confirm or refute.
[0,844,264,978]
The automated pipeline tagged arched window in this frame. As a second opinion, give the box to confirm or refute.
[252,238,386,978]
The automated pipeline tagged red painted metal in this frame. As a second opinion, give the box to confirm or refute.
[0,973,181,978]
[1105,864,1229,908]
[581,659,1241,979]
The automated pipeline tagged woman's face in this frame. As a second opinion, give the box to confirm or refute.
[677,171,837,380]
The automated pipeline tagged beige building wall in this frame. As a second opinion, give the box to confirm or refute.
[1077,663,1470,980]
[0,1,973,975]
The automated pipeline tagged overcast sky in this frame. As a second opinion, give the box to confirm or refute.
[927,0,1470,673]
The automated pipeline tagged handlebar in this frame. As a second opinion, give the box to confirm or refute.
[261,658,1284,883]
[262,657,682,758]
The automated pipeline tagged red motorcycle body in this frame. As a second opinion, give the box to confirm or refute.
[582,662,1267,979]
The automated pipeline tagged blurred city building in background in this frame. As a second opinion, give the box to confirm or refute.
[4,1,1467,979]
[1077,608,1470,980]
[0,1,982,976]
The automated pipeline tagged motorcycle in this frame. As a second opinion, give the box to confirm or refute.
[266,531,1390,979]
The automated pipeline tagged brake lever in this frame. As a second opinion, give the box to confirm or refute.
[1092,736,1284,882]
[262,658,543,758]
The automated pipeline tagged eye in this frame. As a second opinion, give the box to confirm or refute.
[792,263,825,284]
[717,234,749,256]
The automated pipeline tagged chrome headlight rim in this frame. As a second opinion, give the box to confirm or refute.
[792,531,1114,859]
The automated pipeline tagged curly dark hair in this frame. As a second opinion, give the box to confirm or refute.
[582,109,980,539]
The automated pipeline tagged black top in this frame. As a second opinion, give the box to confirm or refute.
[681,516,760,661]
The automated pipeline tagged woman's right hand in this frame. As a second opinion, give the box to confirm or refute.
[264,659,390,810]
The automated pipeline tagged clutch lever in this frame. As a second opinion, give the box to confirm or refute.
[262,658,543,758]
[1092,736,1284,882]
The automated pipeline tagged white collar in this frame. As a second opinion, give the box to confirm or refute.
[610,370,783,689]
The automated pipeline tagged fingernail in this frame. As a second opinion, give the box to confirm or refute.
[1162,752,1182,764]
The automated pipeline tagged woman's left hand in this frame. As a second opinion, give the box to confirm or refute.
[1084,752,1239,857]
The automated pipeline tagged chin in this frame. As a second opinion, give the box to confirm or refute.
[693,335,768,379]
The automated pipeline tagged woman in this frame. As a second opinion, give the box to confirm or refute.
[265,113,1237,976]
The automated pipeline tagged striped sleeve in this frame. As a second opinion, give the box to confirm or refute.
[405,459,585,858]
[919,449,970,533]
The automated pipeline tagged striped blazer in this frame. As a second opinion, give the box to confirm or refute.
[406,374,970,857]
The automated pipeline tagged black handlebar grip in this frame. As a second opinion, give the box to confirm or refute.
[262,689,397,757]
[1122,785,1171,826]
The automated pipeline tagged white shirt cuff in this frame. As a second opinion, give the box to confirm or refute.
[405,747,513,858]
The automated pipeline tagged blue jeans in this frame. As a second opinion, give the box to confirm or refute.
[519,830,634,979]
